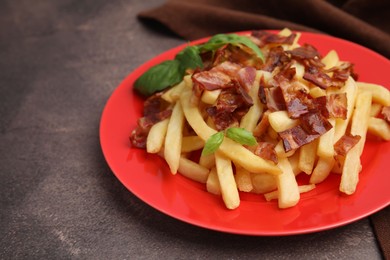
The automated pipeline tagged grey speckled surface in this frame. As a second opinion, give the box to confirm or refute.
[0,0,383,259]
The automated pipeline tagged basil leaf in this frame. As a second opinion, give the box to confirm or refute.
[199,33,264,62]
[201,131,224,156]
[226,127,257,146]
[175,45,203,74]
[134,60,183,97]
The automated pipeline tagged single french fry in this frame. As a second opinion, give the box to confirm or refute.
[164,102,185,174]
[215,152,240,209]
[288,151,301,176]
[240,80,264,132]
[334,77,358,142]
[317,118,335,158]
[275,140,296,158]
[181,136,205,153]
[178,156,209,183]
[357,82,390,106]
[275,157,300,208]
[206,167,221,195]
[309,87,326,98]
[201,89,221,105]
[310,156,335,184]
[180,87,281,175]
[235,166,253,192]
[321,50,339,70]
[264,184,315,201]
[298,139,318,175]
[146,118,169,153]
[161,80,186,103]
[256,70,273,84]
[199,153,215,169]
[367,117,390,141]
[268,110,299,132]
[340,91,372,194]
[251,172,277,194]
[292,61,305,81]
[183,74,193,88]
[370,103,382,117]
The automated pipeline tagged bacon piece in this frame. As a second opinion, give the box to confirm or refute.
[237,66,256,92]
[303,67,334,89]
[251,31,297,47]
[263,86,286,112]
[326,62,358,81]
[279,126,318,152]
[206,106,239,131]
[206,88,251,131]
[300,112,333,136]
[129,109,172,149]
[279,112,332,152]
[287,44,322,61]
[278,80,310,118]
[254,142,278,164]
[130,93,172,149]
[192,61,242,91]
[327,93,348,119]
[192,68,233,91]
[382,106,390,123]
[262,46,290,72]
[312,96,329,118]
[334,134,361,156]
[143,92,170,116]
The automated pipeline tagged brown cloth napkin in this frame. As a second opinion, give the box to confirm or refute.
[138,0,390,257]
[138,0,390,58]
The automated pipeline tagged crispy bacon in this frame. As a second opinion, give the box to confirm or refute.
[254,142,278,164]
[143,92,170,116]
[251,31,296,47]
[334,134,361,156]
[303,67,334,89]
[130,93,172,148]
[279,126,317,152]
[237,66,256,92]
[382,106,390,123]
[279,80,310,118]
[213,44,263,68]
[263,86,286,112]
[287,44,322,61]
[300,112,332,136]
[327,93,348,119]
[261,46,290,72]
[192,65,236,91]
[326,62,358,81]
[206,88,251,131]
[279,112,332,152]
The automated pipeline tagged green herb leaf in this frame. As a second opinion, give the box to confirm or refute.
[175,45,203,74]
[226,127,257,146]
[134,60,183,97]
[134,33,264,97]
[201,131,224,156]
[199,33,264,62]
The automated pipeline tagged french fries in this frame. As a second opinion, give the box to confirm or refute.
[340,91,372,194]
[132,28,390,211]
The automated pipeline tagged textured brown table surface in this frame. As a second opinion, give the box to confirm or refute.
[0,0,384,259]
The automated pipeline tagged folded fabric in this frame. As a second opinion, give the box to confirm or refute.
[138,0,390,58]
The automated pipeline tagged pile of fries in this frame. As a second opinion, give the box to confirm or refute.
[136,29,390,209]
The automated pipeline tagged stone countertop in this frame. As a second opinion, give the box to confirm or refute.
[0,0,383,259]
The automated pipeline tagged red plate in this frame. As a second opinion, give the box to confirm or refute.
[100,31,390,236]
